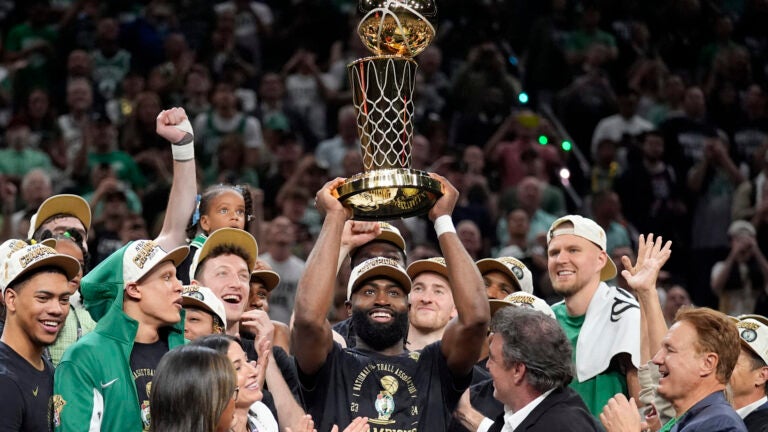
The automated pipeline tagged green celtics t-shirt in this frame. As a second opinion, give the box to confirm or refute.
[553,302,628,417]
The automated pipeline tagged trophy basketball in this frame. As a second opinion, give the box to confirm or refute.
[336,0,443,220]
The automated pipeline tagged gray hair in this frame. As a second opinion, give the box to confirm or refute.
[491,307,573,393]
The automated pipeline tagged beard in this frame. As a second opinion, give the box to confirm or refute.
[351,307,409,351]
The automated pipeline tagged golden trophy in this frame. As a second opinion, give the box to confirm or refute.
[336,0,443,220]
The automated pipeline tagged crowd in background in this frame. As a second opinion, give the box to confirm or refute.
[3,0,768,316]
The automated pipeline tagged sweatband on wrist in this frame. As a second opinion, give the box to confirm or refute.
[171,119,195,161]
[434,215,456,237]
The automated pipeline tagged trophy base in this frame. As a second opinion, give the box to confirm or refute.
[336,169,443,220]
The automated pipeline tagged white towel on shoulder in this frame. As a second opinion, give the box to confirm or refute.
[574,282,641,382]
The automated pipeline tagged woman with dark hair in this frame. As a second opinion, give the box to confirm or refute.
[192,335,370,432]
[150,345,237,432]
[193,334,279,432]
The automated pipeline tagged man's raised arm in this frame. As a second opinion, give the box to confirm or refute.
[433,173,490,375]
[153,107,197,250]
[292,178,353,375]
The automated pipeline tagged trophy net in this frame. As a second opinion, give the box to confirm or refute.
[349,56,415,172]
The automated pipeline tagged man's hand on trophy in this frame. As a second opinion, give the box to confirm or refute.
[427,172,458,222]
[156,107,192,144]
[315,177,352,220]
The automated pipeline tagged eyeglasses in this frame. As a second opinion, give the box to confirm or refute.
[233,386,240,402]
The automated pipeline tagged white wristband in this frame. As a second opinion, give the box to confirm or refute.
[170,118,195,161]
[171,140,195,161]
[434,215,455,237]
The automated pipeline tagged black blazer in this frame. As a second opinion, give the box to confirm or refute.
[488,386,601,432]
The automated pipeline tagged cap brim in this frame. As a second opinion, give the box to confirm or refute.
[407,260,448,280]
[6,254,81,292]
[32,194,92,234]
[476,259,523,291]
[489,299,513,316]
[136,245,189,283]
[378,231,406,252]
[251,270,280,291]
[601,258,618,281]
[195,228,258,275]
[351,265,411,297]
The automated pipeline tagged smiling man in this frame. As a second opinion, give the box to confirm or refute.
[406,257,457,351]
[53,107,198,432]
[547,215,641,416]
[188,227,258,336]
[293,175,489,431]
[652,307,745,431]
[0,240,80,431]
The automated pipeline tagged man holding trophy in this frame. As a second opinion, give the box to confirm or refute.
[291,2,490,430]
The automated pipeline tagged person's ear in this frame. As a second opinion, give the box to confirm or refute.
[345,300,352,317]
[700,352,719,377]
[4,289,18,313]
[756,366,768,388]
[199,214,211,233]
[125,282,142,301]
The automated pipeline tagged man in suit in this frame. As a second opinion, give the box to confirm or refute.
[733,315,768,431]
[487,306,600,431]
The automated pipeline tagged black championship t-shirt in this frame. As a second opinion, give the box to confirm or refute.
[130,339,169,431]
[299,341,472,432]
[0,341,55,431]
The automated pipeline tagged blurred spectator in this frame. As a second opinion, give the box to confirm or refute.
[711,220,768,315]
[590,87,653,164]
[314,105,359,177]
[255,72,317,150]
[590,138,621,193]
[731,84,768,176]
[616,130,687,270]
[8,169,52,238]
[204,134,259,187]
[494,208,548,288]
[523,0,572,108]
[181,64,212,120]
[699,15,747,85]
[497,176,557,248]
[17,88,58,151]
[90,17,131,102]
[645,73,686,126]
[660,85,720,177]
[341,148,363,179]
[452,86,512,150]
[411,134,432,171]
[4,1,57,106]
[0,119,52,183]
[557,50,616,154]
[193,81,264,168]
[121,91,165,155]
[261,132,303,219]
[687,136,744,307]
[121,0,179,75]
[118,212,149,245]
[259,216,305,324]
[451,42,519,120]
[457,219,485,259]
[55,77,94,178]
[86,116,147,193]
[662,284,692,327]
[565,3,618,70]
[105,70,145,126]
[213,0,273,77]
[283,49,336,140]
[414,45,450,125]
[484,111,561,190]
[590,190,633,254]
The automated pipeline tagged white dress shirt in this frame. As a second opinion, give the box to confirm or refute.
[501,388,555,432]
